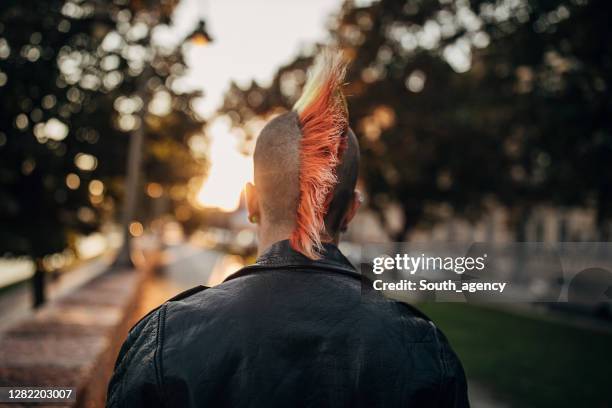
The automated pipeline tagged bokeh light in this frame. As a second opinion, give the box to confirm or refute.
[129,221,144,237]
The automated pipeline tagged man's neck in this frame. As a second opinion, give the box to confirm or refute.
[256,222,339,257]
[256,222,292,257]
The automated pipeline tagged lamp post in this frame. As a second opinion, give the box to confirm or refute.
[112,19,213,270]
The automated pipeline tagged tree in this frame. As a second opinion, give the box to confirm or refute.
[219,0,612,240]
[0,0,205,306]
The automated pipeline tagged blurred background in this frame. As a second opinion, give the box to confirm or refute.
[0,0,611,407]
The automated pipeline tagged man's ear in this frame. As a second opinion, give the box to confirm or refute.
[245,182,260,223]
[341,190,362,231]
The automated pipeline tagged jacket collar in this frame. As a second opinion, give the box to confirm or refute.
[258,239,355,270]
[224,240,359,282]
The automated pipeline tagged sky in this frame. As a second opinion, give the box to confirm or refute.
[151,0,345,211]
[155,0,344,117]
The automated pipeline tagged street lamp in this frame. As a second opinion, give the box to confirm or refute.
[188,20,214,46]
[112,19,213,270]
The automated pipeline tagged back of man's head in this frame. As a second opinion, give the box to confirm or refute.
[252,50,360,259]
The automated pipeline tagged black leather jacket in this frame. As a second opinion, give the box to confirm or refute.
[107,240,469,407]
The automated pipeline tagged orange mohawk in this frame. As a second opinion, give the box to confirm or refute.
[290,50,349,259]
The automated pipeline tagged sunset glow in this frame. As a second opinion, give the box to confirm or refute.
[196,117,252,212]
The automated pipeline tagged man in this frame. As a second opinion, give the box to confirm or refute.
[107,50,469,407]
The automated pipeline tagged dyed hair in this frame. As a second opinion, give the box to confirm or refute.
[290,50,349,259]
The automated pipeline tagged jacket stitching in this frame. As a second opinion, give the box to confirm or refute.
[154,304,167,408]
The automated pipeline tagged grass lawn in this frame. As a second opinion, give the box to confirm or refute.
[420,303,612,408]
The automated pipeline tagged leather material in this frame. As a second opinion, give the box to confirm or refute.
[107,240,469,407]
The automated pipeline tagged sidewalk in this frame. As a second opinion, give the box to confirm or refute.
[134,244,245,318]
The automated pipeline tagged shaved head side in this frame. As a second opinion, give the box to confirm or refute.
[253,112,302,226]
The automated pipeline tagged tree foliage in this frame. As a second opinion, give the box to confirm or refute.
[219,0,612,239]
[0,0,205,260]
